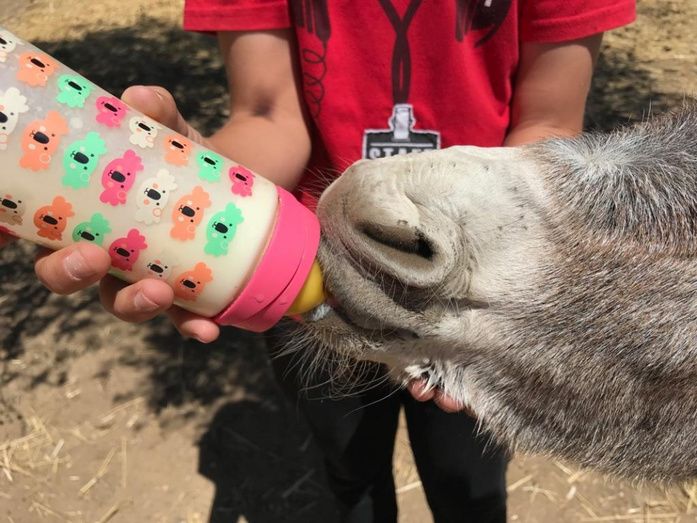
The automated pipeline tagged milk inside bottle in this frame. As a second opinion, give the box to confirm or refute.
[0,27,324,332]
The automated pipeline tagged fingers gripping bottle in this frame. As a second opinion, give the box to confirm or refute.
[0,27,324,332]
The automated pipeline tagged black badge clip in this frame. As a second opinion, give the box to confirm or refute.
[362,104,440,159]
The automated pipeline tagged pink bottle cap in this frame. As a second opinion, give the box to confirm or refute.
[213,186,320,332]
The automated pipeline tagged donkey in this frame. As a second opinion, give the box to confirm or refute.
[298,104,697,483]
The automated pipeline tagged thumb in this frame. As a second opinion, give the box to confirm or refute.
[121,85,205,145]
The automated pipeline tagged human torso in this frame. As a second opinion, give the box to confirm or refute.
[290,0,520,206]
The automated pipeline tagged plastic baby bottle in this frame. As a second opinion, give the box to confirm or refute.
[0,27,324,332]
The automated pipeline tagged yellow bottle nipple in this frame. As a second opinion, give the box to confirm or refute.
[286,260,326,316]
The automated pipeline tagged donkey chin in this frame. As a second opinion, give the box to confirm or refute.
[296,104,697,484]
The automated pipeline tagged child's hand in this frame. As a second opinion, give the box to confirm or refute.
[31,85,219,343]
[407,379,476,415]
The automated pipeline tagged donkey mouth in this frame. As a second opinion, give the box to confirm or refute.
[308,239,423,344]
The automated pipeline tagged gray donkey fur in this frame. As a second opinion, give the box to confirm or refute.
[295,104,697,483]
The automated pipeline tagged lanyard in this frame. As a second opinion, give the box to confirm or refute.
[377,0,423,104]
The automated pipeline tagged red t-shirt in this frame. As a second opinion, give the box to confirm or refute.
[184,0,635,208]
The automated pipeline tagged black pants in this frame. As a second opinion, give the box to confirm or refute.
[269,341,508,523]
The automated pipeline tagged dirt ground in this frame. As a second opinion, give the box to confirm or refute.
[1,1,697,522]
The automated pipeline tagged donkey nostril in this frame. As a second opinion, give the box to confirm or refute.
[360,222,434,260]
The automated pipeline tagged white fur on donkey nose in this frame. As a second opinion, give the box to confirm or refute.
[348,191,421,232]
[343,188,456,288]
[318,155,460,290]
[343,182,428,255]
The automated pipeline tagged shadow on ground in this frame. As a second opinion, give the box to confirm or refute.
[0,14,689,523]
[586,44,687,131]
[33,18,229,133]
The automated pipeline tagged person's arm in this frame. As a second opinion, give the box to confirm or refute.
[504,34,603,146]
[25,29,310,342]
[121,30,310,187]
[207,30,310,188]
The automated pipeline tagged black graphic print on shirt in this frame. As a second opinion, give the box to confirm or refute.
[290,0,331,118]
[288,1,513,158]
[455,0,513,46]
